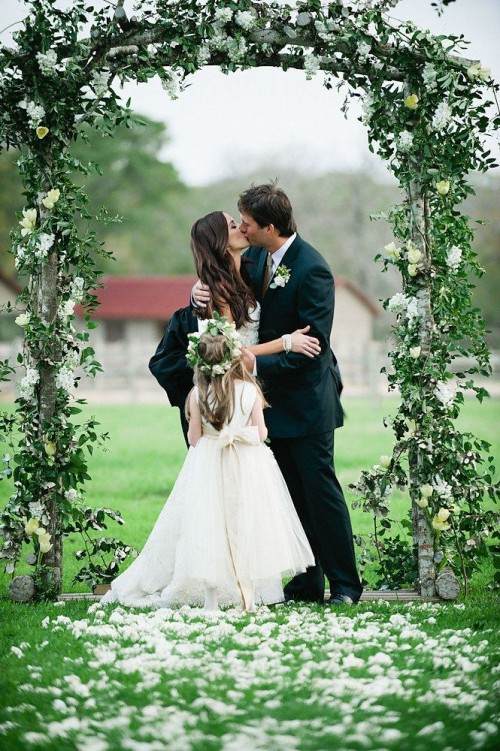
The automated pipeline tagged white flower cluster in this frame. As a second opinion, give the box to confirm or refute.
[18,366,39,401]
[422,63,438,92]
[361,93,374,125]
[64,350,80,371]
[314,18,340,42]
[226,37,248,62]
[36,49,59,76]
[303,54,321,80]
[55,367,75,393]
[18,99,45,126]
[15,246,26,270]
[91,70,109,98]
[431,100,451,131]
[396,130,413,153]
[446,245,462,271]
[433,474,453,499]
[434,380,457,407]
[70,277,85,303]
[214,7,233,24]
[28,501,44,518]
[235,10,254,31]
[161,69,184,100]
[387,293,422,323]
[59,299,76,319]
[197,44,211,66]
[357,40,371,62]
[35,233,55,260]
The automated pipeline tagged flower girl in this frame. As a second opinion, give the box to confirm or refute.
[102,315,314,612]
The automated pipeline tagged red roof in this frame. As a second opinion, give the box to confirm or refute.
[76,275,197,320]
[75,274,379,320]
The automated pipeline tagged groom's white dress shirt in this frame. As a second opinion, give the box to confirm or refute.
[269,232,296,275]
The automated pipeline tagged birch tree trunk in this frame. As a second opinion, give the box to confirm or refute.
[406,180,436,598]
[34,188,63,595]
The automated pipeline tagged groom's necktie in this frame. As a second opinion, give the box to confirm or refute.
[262,252,274,297]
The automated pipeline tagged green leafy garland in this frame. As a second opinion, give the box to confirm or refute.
[0,0,498,597]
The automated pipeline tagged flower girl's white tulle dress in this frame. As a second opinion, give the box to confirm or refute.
[101,379,315,609]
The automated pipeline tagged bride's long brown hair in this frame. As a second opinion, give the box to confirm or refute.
[190,211,256,329]
[185,333,267,432]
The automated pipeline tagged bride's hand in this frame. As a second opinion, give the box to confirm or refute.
[290,326,322,357]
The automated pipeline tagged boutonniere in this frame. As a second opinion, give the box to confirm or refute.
[269,265,291,289]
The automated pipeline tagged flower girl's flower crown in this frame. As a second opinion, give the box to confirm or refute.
[187,311,242,376]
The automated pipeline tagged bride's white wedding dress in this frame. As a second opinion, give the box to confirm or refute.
[101,303,314,608]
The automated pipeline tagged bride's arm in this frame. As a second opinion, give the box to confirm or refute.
[246,326,321,358]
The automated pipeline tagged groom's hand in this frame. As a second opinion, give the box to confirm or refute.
[192,280,211,309]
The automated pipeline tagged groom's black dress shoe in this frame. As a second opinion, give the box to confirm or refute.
[325,594,355,606]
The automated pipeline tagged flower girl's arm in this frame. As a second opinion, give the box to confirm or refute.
[187,389,202,447]
[250,395,268,442]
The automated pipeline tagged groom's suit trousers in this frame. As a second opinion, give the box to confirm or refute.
[269,430,363,603]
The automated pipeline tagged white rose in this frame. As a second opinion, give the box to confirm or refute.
[15,312,31,327]
[273,276,286,288]
[408,264,418,277]
[19,208,37,236]
[383,242,400,260]
[42,188,61,209]
[409,346,421,358]
[467,63,490,82]
[379,455,391,468]
[407,246,422,264]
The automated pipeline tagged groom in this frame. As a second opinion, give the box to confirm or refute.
[189,183,362,606]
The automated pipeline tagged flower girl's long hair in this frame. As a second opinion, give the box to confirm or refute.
[185,333,267,432]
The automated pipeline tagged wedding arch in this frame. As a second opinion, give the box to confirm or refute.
[0,0,498,601]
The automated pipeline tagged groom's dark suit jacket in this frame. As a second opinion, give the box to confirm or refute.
[149,234,344,439]
[245,234,344,438]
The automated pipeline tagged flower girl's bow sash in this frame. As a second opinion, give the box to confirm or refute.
[216,426,261,449]
[202,424,261,448]
[203,424,261,611]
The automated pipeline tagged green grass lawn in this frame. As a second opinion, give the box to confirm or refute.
[1,396,499,594]
[0,398,498,750]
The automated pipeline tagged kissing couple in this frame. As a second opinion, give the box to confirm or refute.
[102,182,363,612]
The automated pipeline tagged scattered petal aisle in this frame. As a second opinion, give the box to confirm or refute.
[1,601,498,750]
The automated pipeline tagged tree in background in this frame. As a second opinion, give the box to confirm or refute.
[0,115,188,278]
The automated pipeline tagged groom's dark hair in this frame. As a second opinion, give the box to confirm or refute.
[238,181,297,237]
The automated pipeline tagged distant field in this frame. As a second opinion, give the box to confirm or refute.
[0,397,498,594]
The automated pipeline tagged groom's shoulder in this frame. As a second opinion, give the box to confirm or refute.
[296,236,332,275]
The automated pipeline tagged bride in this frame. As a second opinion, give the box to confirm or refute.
[190,210,321,361]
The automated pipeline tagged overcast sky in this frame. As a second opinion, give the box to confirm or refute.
[2,0,499,185]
